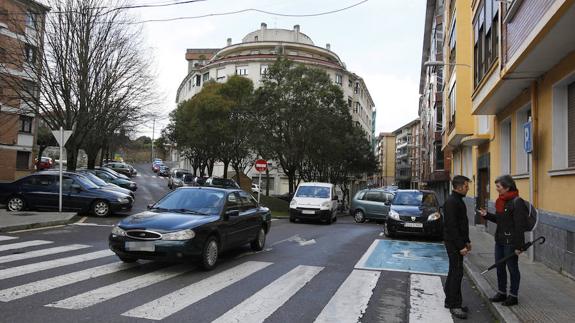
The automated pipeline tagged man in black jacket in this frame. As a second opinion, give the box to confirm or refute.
[443,175,472,319]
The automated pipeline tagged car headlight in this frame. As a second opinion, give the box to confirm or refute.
[162,229,196,241]
[117,197,129,203]
[290,200,298,208]
[388,210,400,220]
[428,212,441,221]
[111,225,126,237]
[130,183,136,187]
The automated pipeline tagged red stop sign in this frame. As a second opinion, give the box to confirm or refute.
[255,159,268,172]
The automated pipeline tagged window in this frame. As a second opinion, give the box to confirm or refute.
[235,66,248,76]
[449,17,456,63]
[474,0,499,87]
[25,11,36,28]
[500,118,512,175]
[24,80,37,99]
[552,78,575,170]
[24,45,37,64]
[195,75,201,86]
[16,151,30,169]
[463,147,473,179]
[226,193,240,209]
[354,102,361,114]
[347,97,352,108]
[260,64,268,75]
[19,115,33,133]
[348,78,353,88]
[365,192,385,203]
[354,82,359,94]
[435,143,445,170]
[568,82,575,167]
[448,84,456,129]
[202,72,209,82]
[516,105,531,174]
[335,74,342,85]
[238,191,257,209]
[216,68,226,80]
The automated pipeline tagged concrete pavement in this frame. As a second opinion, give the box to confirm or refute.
[0,209,77,232]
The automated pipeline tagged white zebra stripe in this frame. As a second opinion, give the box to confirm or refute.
[212,265,323,323]
[409,274,454,323]
[0,262,136,301]
[314,270,381,323]
[0,249,114,280]
[0,240,53,252]
[0,236,18,242]
[0,244,90,264]
[122,261,273,320]
[46,264,189,310]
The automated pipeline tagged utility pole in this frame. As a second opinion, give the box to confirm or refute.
[151,117,155,162]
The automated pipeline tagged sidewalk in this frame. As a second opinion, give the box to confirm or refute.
[0,209,78,232]
[464,225,575,323]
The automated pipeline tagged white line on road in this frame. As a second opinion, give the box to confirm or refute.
[0,261,137,302]
[123,261,273,320]
[0,244,90,264]
[314,270,381,323]
[0,236,17,242]
[271,234,316,247]
[409,274,454,323]
[212,265,323,323]
[46,264,189,310]
[354,239,380,270]
[0,240,53,252]
[70,223,114,227]
[0,249,114,280]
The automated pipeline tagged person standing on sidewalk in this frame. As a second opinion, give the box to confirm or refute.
[479,175,528,306]
[443,175,472,319]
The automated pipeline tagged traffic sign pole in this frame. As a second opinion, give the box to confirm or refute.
[255,159,268,204]
[59,127,63,213]
[258,172,262,203]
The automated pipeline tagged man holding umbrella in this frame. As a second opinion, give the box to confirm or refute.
[443,175,472,319]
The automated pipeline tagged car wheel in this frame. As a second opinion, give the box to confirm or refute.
[354,210,366,223]
[250,227,266,251]
[201,236,219,271]
[92,200,110,217]
[7,196,25,212]
[118,255,138,263]
[289,215,296,223]
[384,222,395,238]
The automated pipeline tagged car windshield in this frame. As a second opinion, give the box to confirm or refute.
[152,189,225,215]
[79,172,107,187]
[295,186,330,198]
[392,191,434,206]
[75,175,99,189]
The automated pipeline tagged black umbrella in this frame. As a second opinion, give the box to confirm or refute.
[481,236,546,275]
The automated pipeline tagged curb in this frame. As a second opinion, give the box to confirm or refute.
[463,258,521,323]
[0,215,80,233]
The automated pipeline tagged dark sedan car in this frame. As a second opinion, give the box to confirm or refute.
[384,190,443,239]
[103,162,133,177]
[98,166,130,180]
[76,170,135,199]
[0,172,133,217]
[83,169,138,191]
[109,187,271,270]
[157,165,170,177]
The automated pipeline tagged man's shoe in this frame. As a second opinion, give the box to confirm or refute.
[489,293,507,302]
[502,296,518,306]
[450,308,468,319]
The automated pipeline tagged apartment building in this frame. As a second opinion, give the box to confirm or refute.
[375,132,396,187]
[0,0,48,182]
[394,119,421,189]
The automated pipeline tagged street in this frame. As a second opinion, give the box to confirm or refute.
[0,166,494,323]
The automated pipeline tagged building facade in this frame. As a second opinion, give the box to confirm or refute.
[375,132,396,187]
[394,119,421,189]
[0,0,48,182]
[175,23,376,195]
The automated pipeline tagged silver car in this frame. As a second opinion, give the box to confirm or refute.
[350,189,394,223]
[168,169,192,189]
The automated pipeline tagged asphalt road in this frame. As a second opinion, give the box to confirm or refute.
[0,164,495,322]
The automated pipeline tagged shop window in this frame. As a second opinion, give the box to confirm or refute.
[16,151,30,170]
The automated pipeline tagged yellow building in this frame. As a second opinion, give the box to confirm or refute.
[376,133,396,187]
[467,0,575,275]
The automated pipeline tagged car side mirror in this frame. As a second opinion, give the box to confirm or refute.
[224,209,240,220]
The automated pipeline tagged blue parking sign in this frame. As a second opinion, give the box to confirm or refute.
[524,121,532,153]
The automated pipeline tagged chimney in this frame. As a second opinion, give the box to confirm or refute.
[226,38,232,46]
[294,24,300,32]
[326,43,331,51]
[261,22,267,30]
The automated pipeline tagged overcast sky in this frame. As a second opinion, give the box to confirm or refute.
[126,0,426,138]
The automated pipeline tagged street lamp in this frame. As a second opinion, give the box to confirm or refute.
[424,60,472,68]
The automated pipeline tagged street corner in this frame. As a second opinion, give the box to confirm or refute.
[355,239,449,276]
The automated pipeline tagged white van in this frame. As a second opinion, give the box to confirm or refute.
[289,182,338,224]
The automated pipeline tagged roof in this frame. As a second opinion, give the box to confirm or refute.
[393,118,421,134]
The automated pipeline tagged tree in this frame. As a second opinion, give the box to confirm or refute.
[35,120,57,169]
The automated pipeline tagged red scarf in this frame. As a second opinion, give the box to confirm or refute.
[495,190,519,213]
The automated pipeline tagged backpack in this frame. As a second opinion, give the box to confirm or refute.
[513,197,538,232]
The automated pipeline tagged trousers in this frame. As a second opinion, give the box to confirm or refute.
[495,243,521,297]
[444,242,464,308]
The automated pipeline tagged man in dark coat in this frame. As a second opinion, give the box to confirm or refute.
[443,175,472,319]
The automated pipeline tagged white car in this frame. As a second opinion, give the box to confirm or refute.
[289,182,338,224]
[251,184,261,193]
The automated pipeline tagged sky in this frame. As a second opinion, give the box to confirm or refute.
[124,0,426,138]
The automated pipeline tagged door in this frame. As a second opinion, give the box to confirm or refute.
[238,191,261,241]
[477,153,490,225]
[363,191,387,219]
[61,177,88,211]
[222,192,247,247]
[19,175,59,209]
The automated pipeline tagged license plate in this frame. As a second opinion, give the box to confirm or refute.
[302,210,316,215]
[404,222,423,228]
[125,241,155,252]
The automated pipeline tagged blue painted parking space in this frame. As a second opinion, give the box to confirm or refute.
[355,239,449,276]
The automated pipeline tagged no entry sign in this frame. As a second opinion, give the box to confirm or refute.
[255,159,268,172]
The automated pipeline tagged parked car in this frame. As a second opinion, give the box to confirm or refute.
[76,170,135,199]
[0,171,133,216]
[289,182,338,224]
[83,169,138,191]
[384,190,442,239]
[158,165,170,177]
[103,162,133,177]
[152,159,163,172]
[168,169,192,189]
[109,187,271,270]
[182,175,203,187]
[251,183,261,193]
[350,189,395,223]
[35,157,54,170]
[126,164,138,177]
[98,166,130,180]
[203,177,240,189]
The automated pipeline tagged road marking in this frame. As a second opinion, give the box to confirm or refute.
[123,261,273,320]
[0,236,17,242]
[8,225,67,233]
[314,270,381,323]
[70,223,114,227]
[76,216,88,224]
[271,234,316,247]
[46,264,189,310]
[0,262,136,301]
[0,244,90,264]
[212,265,323,323]
[0,250,114,280]
[409,274,454,323]
[0,240,53,252]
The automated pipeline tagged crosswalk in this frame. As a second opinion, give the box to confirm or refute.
[0,234,457,322]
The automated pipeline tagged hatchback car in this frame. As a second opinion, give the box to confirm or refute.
[158,165,170,177]
[109,187,271,270]
[168,169,192,189]
[83,169,138,191]
[384,190,442,239]
[350,189,395,223]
